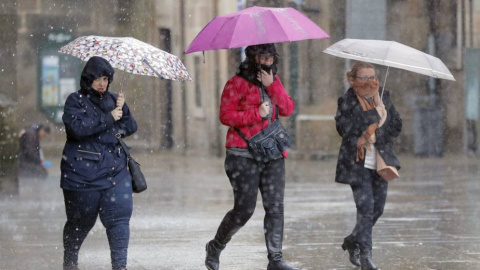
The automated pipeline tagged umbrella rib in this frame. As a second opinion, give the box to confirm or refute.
[269,11,290,43]
[226,15,243,48]
[382,41,393,67]
[210,16,240,50]
[421,52,438,78]
[142,59,164,80]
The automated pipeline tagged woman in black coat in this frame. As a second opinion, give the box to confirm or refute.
[334,61,402,270]
[61,56,137,270]
[18,123,50,178]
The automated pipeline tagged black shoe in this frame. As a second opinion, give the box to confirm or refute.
[360,250,378,270]
[341,238,360,266]
[267,259,300,270]
[205,239,226,270]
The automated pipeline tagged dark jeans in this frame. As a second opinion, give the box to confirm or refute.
[215,155,287,259]
[346,168,388,251]
[222,155,285,227]
[63,174,133,269]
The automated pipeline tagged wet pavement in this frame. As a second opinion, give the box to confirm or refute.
[1,152,480,270]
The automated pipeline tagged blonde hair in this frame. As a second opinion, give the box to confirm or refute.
[345,61,375,81]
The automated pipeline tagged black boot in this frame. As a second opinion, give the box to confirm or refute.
[63,263,79,270]
[360,250,378,270]
[205,239,226,270]
[205,215,243,270]
[267,259,300,270]
[265,214,299,270]
[341,238,360,266]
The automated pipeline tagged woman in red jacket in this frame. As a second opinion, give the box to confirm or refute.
[205,44,298,270]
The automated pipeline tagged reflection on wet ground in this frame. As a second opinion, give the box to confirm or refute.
[1,153,479,269]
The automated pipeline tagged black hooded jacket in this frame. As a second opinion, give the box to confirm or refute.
[60,56,137,191]
[334,88,402,185]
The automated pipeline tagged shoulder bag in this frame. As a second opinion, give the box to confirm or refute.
[116,134,147,193]
[235,105,291,163]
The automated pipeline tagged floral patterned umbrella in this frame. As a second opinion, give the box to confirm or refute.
[59,35,192,82]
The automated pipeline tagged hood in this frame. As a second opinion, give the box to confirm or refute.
[245,43,279,59]
[237,43,278,87]
[80,56,115,95]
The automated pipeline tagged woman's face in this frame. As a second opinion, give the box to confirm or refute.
[349,67,379,97]
[92,76,109,93]
[349,68,376,87]
[255,54,275,65]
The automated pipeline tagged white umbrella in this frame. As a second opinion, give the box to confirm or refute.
[323,38,455,97]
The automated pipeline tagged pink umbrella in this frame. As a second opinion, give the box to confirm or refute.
[185,6,330,54]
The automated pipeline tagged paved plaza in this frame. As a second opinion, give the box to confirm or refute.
[1,151,480,269]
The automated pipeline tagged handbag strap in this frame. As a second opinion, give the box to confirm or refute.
[234,105,280,142]
[234,127,248,142]
[116,134,132,159]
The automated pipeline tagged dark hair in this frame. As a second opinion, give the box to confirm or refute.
[345,61,375,81]
[245,43,279,61]
[38,124,51,134]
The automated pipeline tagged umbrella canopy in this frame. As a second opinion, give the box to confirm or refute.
[59,35,192,81]
[323,38,455,81]
[185,6,330,54]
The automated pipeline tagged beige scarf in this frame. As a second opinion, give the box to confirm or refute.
[354,81,399,181]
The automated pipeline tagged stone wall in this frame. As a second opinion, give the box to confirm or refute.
[6,0,480,160]
[0,3,19,194]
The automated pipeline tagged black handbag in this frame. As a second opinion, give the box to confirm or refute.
[235,107,291,163]
[116,134,147,193]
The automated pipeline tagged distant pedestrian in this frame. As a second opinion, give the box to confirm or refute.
[18,123,50,179]
[60,56,137,270]
[205,43,298,270]
[334,61,402,270]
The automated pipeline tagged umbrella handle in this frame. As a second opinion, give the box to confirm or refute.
[120,64,127,94]
[381,66,390,100]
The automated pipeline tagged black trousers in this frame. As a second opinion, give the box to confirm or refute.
[213,154,286,254]
[222,154,285,226]
[346,167,388,251]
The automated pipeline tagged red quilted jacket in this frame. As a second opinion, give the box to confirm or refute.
[220,75,295,150]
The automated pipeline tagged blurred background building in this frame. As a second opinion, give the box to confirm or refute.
[1,0,480,192]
